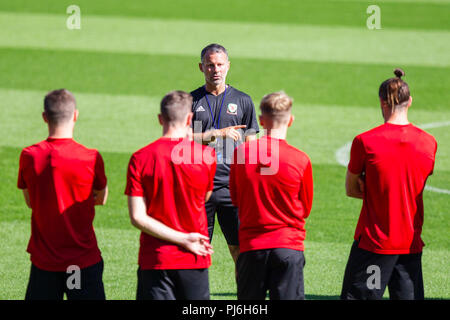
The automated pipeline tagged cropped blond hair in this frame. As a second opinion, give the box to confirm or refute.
[260,91,293,121]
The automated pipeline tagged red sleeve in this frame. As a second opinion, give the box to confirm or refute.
[348,135,366,175]
[229,148,239,208]
[93,152,107,190]
[124,154,144,197]
[17,150,29,189]
[299,159,313,218]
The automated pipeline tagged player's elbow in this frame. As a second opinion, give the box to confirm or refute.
[94,187,108,206]
[345,186,352,197]
[22,189,32,209]
[129,214,142,229]
[345,172,363,199]
[95,197,107,206]
[127,196,148,231]
[345,185,355,197]
[346,187,362,199]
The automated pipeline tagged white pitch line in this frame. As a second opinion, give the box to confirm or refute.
[425,186,450,195]
[418,121,450,130]
[335,141,352,167]
[335,121,449,195]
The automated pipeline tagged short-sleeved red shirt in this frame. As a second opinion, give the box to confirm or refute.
[348,123,437,254]
[229,136,313,253]
[17,138,107,271]
[125,137,216,270]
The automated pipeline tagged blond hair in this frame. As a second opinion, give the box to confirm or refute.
[260,91,293,122]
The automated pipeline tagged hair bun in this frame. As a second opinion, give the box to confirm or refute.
[394,68,405,78]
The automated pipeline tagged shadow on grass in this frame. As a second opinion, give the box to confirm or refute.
[306,294,340,300]
[206,292,447,300]
[210,292,341,300]
[211,292,236,298]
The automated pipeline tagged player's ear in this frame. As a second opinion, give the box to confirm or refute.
[157,114,164,126]
[186,112,193,127]
[42,112,49,123]
[287,115,294,127]
[379,97,387,109]
[199,62,204,73]
[407,96,413,108]
[259,115,264,127]
[73,109,79,122]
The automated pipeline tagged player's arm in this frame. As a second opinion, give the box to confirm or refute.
[299,161,314,218]
[205,191,213,202]
[22,189,31,209]
[193,125,247,144]
[229,148,239,208]
[93,186,108,206]
[193,129,217,145]
[245,133,257,142]
[204,148,216,203]
[93,152,108,206]
[18,151,31,209]
[243,97,259,142]
[345,170,364,199]
[128,196,213,256]
[346,136,365,199]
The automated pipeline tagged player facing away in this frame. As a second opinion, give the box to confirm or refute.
[341,69,438,300]
[17,89,108,300]
[125,90,216,300]
[191,43,259,264]
[229,92,313,300]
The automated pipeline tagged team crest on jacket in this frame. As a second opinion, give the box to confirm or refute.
[227,103,238,115]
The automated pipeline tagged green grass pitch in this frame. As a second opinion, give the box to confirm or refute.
[0,0,448,300]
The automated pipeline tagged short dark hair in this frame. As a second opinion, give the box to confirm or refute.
[200,43,228,63]
[160,90,193,125]
[44,89,76,125]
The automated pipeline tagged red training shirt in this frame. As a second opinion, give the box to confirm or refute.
[348,123,437,254]
[125,137,216,270]
[230,136,313,253]
[17,138,107,271]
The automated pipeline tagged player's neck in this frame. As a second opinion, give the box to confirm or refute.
[263,127,288,140]
[384,110,409,125]
[162,126,189,139]
[47,126,74,139]
[205,83,227,96]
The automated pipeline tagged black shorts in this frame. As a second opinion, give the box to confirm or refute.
[340,241,424,300]
[25,259,105,300]
[236,248,305,300]
[136,268,210,300]
[205,187,239,246]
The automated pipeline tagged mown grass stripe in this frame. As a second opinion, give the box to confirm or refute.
[0,47,449,113]
[1,12,449,67]
[0,0,448,30]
